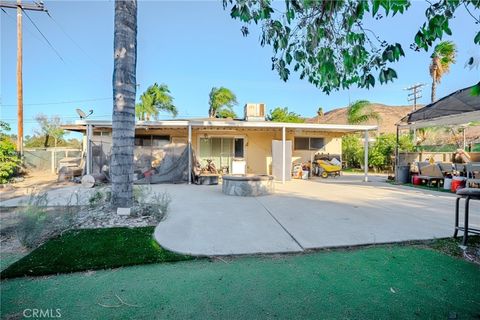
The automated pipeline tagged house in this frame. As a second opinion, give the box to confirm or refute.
[62,103,377,183]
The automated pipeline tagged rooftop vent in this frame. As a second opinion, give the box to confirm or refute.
[244,103,266,121]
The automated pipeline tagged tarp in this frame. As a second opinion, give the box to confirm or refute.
[402,85,480,128]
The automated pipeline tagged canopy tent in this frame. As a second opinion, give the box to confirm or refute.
[399,84,480,129]
[394,84,480,179]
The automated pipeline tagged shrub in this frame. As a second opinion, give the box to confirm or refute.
[16,192,79,249]
[0,133,20,184]
[342,134,363,168]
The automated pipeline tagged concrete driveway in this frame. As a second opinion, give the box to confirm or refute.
[153,175,480,256]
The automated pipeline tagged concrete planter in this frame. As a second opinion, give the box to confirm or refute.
[222,174,275,196]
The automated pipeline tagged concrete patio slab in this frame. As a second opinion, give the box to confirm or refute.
[153,184,303,255]
[2,174,479,256]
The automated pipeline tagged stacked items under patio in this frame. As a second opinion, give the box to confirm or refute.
[194,159,219,185]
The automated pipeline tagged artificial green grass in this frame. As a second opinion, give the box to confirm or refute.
[1,246,479,319]
[0,227,193,279]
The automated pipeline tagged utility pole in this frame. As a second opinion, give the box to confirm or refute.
[0,0,47,155]
[404,83,425,145]
[404,83,425,112]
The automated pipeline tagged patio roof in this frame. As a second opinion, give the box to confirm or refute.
[399,84,480,129]
[62,119,377,133]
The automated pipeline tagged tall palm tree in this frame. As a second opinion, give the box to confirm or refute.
[316,107,324,123]
[135,83,178,120]
[111,0,137,208]
[429,41,457,102]
[346,100,380,125]
[208,87,237,118]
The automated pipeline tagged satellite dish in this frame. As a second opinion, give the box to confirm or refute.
[76,109,87,119]
[76,108,94,119]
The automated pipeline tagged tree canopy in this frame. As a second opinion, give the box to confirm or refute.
[35,114,67,147]
[346,100,381,124]
[429,40,457,102]
[224,0,480,94]
[267,107,304,123]
[208,87,238,118]
[136,83,177,121]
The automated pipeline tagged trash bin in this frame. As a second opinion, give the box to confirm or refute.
[395,165,410,184]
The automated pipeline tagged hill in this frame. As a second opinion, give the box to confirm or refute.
[306,103,415,134]
[306,103,480,144]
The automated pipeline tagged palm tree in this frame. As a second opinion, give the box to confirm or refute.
[429,41,457,102]
[135,83,178,120]
[316,107,323,123]
[111,0,137,208]
[346,100,380,125]
[208,87,237,118]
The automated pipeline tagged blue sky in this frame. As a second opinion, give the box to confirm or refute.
[1,0,479,137]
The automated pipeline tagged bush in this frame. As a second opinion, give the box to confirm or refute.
[0,134,20,184]
[369,133,414,170]
[342,134,363,168]
[16,192,79,249]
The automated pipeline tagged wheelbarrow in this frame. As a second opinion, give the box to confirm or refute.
[316,160,341,178]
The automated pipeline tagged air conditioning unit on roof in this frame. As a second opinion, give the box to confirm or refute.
[244,103,266,121]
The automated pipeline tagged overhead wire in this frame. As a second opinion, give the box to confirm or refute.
[21,8,65,63]
[1,97,112,107]
[46,10,100,66]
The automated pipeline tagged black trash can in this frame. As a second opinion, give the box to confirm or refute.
[395,165,410,184]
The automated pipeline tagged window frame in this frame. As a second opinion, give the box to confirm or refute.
[294,136,325,151]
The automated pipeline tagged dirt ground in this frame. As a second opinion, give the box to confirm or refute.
[0,171,75,201]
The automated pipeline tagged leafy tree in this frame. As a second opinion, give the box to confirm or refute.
[0,122,20,183]
[208,87,238,118]
[429,41,457,102]
[111,0,137,208]
[267,107,304,123]
[368,133,414,170]
[346,100,380,124]
[34,114,67,148]
[135,83,178,120]
[223,0,480,93]
[216,108,238,119]
[342,134,363,168]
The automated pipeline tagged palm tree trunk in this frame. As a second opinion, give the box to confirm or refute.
[431,77,436,103]
[111,0,137,208]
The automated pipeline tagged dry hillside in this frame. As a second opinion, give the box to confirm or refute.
[306,103,414,134]
[307,103,480,143]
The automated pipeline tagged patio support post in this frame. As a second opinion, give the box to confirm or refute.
[282,126,286,184]
[188,123,192,184]
[86,124,92,175]
[364,130,369,182]
[395,124,399,182]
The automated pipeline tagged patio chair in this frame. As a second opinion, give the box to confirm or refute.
[454,163,466,177]
[416,162,444,188]
[466,163,480,188]
[438,162,454,177]
[454,188,480,246]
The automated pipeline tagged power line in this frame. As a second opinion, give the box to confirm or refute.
[46,10,99,66]
[1,97,111,107]
[22,8,65,63]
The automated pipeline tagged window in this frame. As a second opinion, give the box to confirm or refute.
[294,137,309,150]
[134,135,170,147]
[234,138,244,158]
[294,137,325,150]
[93,131,111,136]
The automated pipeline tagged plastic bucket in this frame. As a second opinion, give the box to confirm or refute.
[451,177,466,193]
[302,170,309,180]
[412,175,423,185]
[444,178,452,190]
